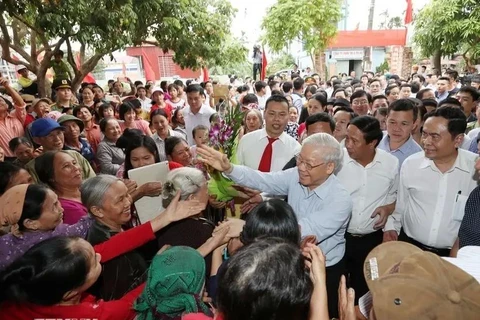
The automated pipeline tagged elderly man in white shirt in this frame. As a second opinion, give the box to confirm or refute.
[183,84,215,145]
[391,107,478,256]
[336,115,399,302]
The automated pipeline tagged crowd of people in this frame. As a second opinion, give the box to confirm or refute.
[0,62,479,320]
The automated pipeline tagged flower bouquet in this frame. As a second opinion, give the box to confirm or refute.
[205,101,244,205]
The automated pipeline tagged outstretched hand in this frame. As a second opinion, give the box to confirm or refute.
[197,145,232,173]
[163,191,206,223]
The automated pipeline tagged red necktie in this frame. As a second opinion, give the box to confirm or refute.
[258,137,278,172]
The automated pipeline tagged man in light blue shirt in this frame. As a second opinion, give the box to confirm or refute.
[378,99,422,167]
[198,133,352,318]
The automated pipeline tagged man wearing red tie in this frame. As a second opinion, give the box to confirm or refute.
[236,95,301,211]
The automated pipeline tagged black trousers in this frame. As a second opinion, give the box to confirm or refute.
[325,256,346,319]
[253,63,261,81]
[398,229,451,257]
[345,230,383,304]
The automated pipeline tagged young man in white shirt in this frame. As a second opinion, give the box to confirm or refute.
[183,84,215,145]
[254,81,268,110]
[390,107,478,256]
[336,115,399,302]
[136,86,152,113]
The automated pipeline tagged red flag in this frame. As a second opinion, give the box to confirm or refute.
[141,50,156,81]
[202,67,210,82]
[75,53,96,83]
[261,47,267,81]
[405,0,413,24]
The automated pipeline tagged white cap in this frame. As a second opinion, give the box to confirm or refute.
[152,86,163,94]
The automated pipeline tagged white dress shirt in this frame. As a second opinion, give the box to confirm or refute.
[184,104,215,145]
[392,149,478,248]
[336,149,399,235]
[138,97,152,112]
[236,128,301,172]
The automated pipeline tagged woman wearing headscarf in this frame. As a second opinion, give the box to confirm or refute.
[134,246,213,320]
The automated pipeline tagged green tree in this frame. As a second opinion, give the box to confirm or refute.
[413,0,480,72]
[261,0,343,80]
[0,0,245,96]
[266,52,296,75]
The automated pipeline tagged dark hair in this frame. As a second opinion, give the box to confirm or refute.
[309,93,327,108]
[424,106,467,138]
[385,85,398,96]
[348,115,383,148]
[99,117,118,133]
[167,83,180,93]
[217,238,312,320]
[98,103,114,119]
[400,84,412,90]
[369,78,381,85]
[165,136,187,157]
[333,98,351,109]
[271,89,283,96]
[0,236,90,305]
[240,200,301,246]
[293,77,305,91]
[282,81,293,93]
[0,162,24,195]
[265,95,289,111]
[123,135,160,178]
[242,94,258,105]
[72,105,94,120]
[444,70,459,81]
[438,76,451,83]
[209,113,220,123]
[8,137,33,153]
[458,86,480,101]
[185,84,205,96]
[173,79,184,88]
[150,109,169,126]
[54,50,64,57]
[35,151,65,190]
[438,97,462,109]
[116,128,143,149]
[236,85,249,94]
[372,94,388,105]
[305,112,335,132]
[416,88,434,100]
[160,81,168,91]
[421,98,438,109]
[192,124,208,138]
[118,102,135,120]
[373,107,388,117]
[17,184,50,232]
[350,90,372,104]
[333,106,357,121]
[254,81,267,92]
[304,85,317,97]
[387,99,418,122]
[172,108,183,127]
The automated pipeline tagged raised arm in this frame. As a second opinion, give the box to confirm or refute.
[0,77,26,124]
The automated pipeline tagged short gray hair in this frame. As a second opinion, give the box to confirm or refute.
[302,133,343,172]
[80,175,121,211]
[162,167,206,208]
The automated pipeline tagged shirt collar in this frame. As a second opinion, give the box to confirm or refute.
[259,128,287,143]
[419,150,471,173]
[382,134,417,154]
[300,173,336,200]
[153,130,173,142]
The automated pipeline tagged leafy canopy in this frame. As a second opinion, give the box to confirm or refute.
[414,0,480,59]
[261,0,343,53]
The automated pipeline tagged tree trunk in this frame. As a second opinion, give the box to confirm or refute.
[314,50,326,81]
[36,62,50,98]
[432,50,441,75]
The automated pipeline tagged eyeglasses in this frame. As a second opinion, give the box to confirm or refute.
[352,99,369,106]
[295,155,325,171]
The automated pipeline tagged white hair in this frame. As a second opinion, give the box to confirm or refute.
[162,167,206,207]
[302,133,343,172]
[80,175,121,210]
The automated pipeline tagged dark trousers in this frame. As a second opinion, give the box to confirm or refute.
[325,256,346,319]
[345,230,383,304]
[253,63,261,81]
[398,229,451,257]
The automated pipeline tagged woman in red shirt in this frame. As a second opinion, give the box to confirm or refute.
[0,191,206,320]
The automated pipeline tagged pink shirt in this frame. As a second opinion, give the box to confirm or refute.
[59,198,88,225]
[119,119,151,136]
[0,106,26,157]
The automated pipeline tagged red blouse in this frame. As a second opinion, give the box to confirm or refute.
[0,222,155,320]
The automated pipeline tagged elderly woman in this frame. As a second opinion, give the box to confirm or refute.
[96,117,125,175]
[156,167,215,276]
[0,162,33,196]
[8,137,36,168]
[35,151,87,224]
[58,114,95,167]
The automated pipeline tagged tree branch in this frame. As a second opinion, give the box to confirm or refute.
[66,38,79,76]
[30,31,37,62]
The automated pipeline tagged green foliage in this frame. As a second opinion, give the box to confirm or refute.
[266,52,296,74]
[376,59,389,73]
[261,0,343,54]
[0,0,244,70]
[414,0,480,60]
